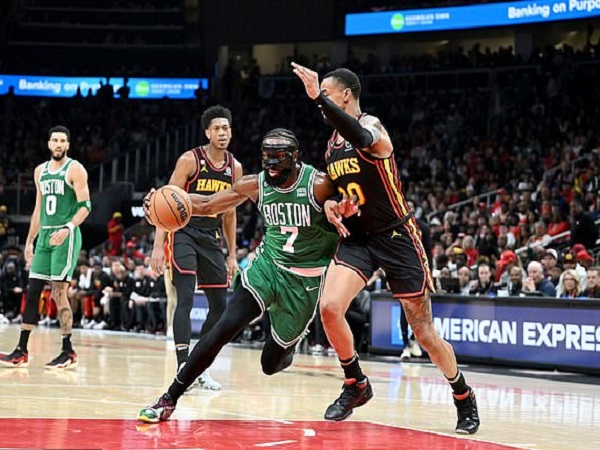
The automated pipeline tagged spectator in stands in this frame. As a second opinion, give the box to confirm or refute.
[468,263,496,296]
[570,197,599,250]
[541,248,559,276]
[548,265,563,288]
[583,267,600,298]
[0,260,24,322]
[0,205,10,250]
[576,250,594,270]
[107,262,133,331]
[495,250,518,285]
[522,261,556,297]
[561,252,587,292]
[557,269,584,298]
[107,212,124,256]
[457,266,472,295]
[461,235,478,267]
[506,266,524,296]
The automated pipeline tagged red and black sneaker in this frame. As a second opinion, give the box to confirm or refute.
[45,351,78,370]
[454,389,480,434]
[0,348,29,368]
[324,377,373,421]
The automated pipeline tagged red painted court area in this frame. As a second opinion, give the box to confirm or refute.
[0,418,519,450]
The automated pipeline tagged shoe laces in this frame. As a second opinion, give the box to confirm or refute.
[5,348,25,359]
[336,381,363,405]
[456,393,476,417]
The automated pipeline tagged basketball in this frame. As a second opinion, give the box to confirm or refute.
[147,185,192,232]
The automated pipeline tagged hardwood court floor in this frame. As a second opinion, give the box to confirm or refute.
[0,325,598,449]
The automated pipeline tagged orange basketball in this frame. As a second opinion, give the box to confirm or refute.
[148,185,192,232]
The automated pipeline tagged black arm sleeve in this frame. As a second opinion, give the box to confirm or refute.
[315,93,374,149]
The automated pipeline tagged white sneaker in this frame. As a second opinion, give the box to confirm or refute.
[0,314,9,325]
[326,347,337,357]
[409,340,422,357]
[309,344,325,355]
[11,314,22,324]
[38,316,51,326]
[83,320,97,329]
[400,347,411,360]
[198,371,221,391]
[92,321,107,330]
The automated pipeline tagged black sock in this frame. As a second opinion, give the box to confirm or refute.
[176,345,189,369]
[167,377,185,403]
[18,329,32,352]
[446,370,470,396]
[339,353,365,382]
[62,334,74,353]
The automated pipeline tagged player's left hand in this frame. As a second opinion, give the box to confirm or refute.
[338,195,361,218]
[49,228,69,246]
[143,188,156,226]
[291,62,320,99]
[226,254,239,284]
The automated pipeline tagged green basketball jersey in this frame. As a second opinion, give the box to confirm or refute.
[256,163,339,269]
[38,159,79,227]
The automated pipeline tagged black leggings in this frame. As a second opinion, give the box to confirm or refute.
[172,272,227,347]
[173,287,296,395]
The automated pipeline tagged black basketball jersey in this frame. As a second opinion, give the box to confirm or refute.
[185,146,235,229]
[325,128,411,236]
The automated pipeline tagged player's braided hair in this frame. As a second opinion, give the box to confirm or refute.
[262,128,299,149]
[201,105,233,130]
[322,68,361,100]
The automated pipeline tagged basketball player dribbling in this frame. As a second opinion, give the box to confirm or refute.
[292,63,480,434]
[150,105,243,390]
[138,128,352,423]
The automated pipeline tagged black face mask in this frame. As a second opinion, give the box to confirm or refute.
[261,148,295,187]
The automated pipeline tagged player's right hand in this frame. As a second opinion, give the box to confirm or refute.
[150,246,166,275]
[324,199,351,238]
[25,243,35,266]
[143,188,156,226]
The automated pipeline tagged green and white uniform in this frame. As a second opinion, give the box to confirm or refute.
[241,163,339,347]
[30,158,83,282]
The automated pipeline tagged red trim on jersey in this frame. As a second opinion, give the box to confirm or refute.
[198,283,229,289]
[168,232,196,275]
[374,160,404,219]
[332,256,369,283]
[199,146,230,172]
[185,148,202,193]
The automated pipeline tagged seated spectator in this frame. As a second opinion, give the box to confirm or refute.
[468,263,497,296]
[582,266,600,299]
[506,266,524,296]
[548,265,563,288]
[495,250,518,285]
[462,235,479,267]
[557,269,584,298]
[457,266,472,295]
[0,260,24,322]
[576,250,594,270]
[522,261,556,297]
[561,252,587,292]
[541,248,559,276]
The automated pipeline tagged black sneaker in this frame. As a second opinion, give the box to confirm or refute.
[45,351,78,370]
[324,377,373,421]
[454,390,480,434]
[0,348,29,368]
[137,393,176,423]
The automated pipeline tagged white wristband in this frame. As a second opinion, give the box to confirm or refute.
[65,222,75,232]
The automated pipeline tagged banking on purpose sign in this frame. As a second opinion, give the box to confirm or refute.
[346,1,600,36]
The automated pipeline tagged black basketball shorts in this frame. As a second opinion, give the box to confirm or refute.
[168,227,228,288]
[333,218,434,298]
